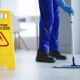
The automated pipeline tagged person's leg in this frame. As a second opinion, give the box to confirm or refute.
[49,0,67,60]
[36,0,55,62]
[38,0,54,52]
[49,0,60,51]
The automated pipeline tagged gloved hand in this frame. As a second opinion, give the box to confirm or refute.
[57,0,74,16]
[63,6,74,16]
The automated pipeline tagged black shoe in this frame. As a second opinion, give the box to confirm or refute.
[49,51,67,60]
[36,51,56,63]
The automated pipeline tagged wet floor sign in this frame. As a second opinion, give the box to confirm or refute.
[0,10,16,70]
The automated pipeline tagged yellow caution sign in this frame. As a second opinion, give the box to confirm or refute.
[0,32,9,46]
[0,10,16,70]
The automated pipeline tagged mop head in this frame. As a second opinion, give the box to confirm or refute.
[53,64,80,68]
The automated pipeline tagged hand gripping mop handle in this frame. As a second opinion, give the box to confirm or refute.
[70,21,76,66]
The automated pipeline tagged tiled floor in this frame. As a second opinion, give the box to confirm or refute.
[0,50,80,80]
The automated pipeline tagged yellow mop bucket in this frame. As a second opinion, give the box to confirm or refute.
[0,10,16,70]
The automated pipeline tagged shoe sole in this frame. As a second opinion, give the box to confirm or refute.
[49,54,67,60]
[36,58,55,63]
[56,58,67,60]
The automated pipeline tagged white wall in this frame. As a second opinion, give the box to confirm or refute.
[71,0,80,54]
[59,0,72,53]
[0,0,18,16]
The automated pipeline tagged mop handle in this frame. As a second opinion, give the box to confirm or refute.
[70,21,76,66]
[70,21,75,57]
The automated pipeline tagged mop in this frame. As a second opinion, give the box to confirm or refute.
[52,21,80,68]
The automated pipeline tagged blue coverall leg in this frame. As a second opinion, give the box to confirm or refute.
[49,1,60,51]
[38,0,60,52]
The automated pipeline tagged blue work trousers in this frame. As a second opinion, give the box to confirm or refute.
[38,0,60,52]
